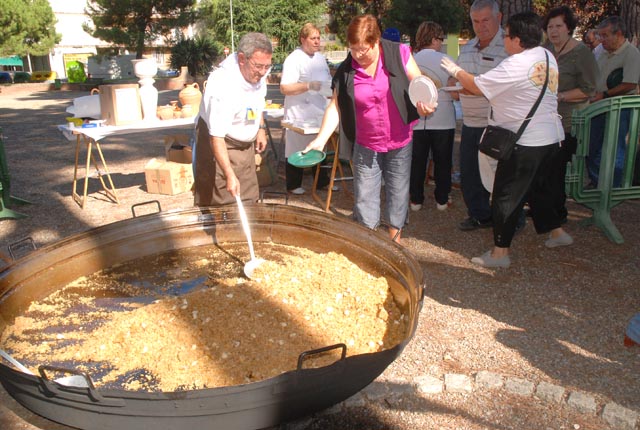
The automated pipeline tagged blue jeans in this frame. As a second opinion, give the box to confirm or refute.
[352,142,412,231]
[588,109,630,187]
[460,125,491,221]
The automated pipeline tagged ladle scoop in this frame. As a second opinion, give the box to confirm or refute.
[235,195,265,278]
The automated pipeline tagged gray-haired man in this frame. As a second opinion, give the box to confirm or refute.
[194,32,273,206]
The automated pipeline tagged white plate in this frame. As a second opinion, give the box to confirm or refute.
[409,76,438,107]
[441,85,463,91]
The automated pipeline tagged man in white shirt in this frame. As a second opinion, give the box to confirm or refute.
[193,33,272,206]
[452,0,508,231]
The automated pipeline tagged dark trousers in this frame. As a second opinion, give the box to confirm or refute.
[588,109,631,187]
[460,125,492,221]
[409,128,454,205]
[285,161,329,190]
[492,143,562,248]
[549,133,577,221]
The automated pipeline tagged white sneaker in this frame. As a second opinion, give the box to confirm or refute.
[410,203,422,212]
[436,202,448,211]
[289,187,305,195]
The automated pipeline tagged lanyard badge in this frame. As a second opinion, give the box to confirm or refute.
[246,107,256,124]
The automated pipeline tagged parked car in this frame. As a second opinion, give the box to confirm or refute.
[0,72,12,84]
[157,68,180,78]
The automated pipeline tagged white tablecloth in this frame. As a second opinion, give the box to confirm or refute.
[57,117,197,142]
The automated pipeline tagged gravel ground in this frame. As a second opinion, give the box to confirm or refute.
[0,86,638,430]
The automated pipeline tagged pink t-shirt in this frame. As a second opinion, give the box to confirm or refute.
[352,43,414,152]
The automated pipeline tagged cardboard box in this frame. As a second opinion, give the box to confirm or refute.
[164,134,193,164]
[99,84,142,126]
[144,158,194,195]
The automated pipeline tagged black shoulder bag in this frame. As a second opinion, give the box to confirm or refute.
[479,51,550,161]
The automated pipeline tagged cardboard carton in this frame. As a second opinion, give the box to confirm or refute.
[144,158,194,195]
[99,84,142,126]
[164,134,193,164]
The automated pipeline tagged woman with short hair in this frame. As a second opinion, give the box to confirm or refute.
[442,12,572,268]
[303,15,435,243]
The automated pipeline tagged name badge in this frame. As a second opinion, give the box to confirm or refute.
[482,56,495,62]
[246,107,256,124]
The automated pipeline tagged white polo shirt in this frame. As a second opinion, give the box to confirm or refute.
[199,54,268,142]
[457,29,509,128]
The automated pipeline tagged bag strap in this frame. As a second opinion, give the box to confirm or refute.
[515,50,549,139]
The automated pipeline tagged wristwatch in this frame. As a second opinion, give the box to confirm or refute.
[259,124,267,130]
[603,91,609,98]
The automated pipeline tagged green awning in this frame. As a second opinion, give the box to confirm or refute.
[0,56,24,67]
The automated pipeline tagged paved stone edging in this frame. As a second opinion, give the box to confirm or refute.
[291,371,639,430]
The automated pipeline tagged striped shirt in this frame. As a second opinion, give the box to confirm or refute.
[457,29,508,127]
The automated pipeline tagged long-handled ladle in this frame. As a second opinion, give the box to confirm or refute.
[235,195,265,278]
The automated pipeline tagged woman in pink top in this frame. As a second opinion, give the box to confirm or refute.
[304,15,434,242]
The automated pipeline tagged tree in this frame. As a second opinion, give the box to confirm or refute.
[621,0,640,44]
[199,0,325,63]
[531,0,619,31]
[382,0,465,47]
[83,0,197,59]
[498,0,532,24]
[327,0,392,44]
[170,35,221,77]
[0,0,60,57]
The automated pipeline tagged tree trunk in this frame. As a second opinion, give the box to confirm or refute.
[621,0,640,45]
[498,0,532,25]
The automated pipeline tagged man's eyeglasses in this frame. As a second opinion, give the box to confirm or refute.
[249,60,272,72]
[349,45,371,56]
[435,37,445,42]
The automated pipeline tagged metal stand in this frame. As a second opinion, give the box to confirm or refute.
[72,133,119,209]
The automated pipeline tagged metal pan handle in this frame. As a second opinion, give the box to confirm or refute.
[38,365,125,407]
[8,237,36,260]
[296,343,347,370]
[131,200,162,217]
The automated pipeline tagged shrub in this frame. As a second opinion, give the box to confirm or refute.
[67,61,87,83]
[170,35,220,77]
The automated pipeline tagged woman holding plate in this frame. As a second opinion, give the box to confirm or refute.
[303,14,435,243]
[409,21,456,213]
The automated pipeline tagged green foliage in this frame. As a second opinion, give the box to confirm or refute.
[84,0,198,58]
[532,0,619,31]
[382,0,465,47]
[198,0,325,63]
[0,0,61,57]
[170,35,220,77]
[327,0,392,44]
[66,61,87,83]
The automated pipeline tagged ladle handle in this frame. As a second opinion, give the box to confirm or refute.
[0,348,34,374]
[235,195,257,260]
